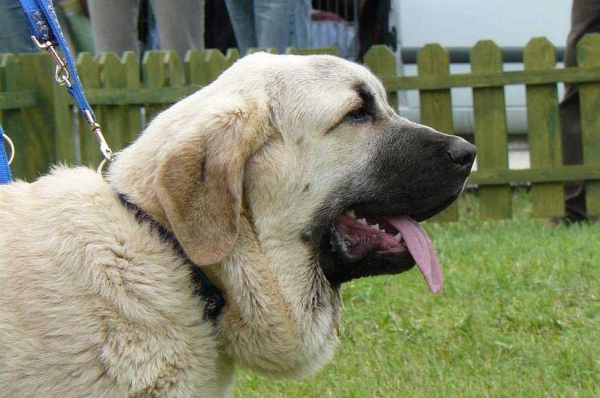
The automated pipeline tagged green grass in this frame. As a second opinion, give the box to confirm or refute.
[235,191,600,397]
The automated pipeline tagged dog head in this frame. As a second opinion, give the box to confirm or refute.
[109,52,475,294]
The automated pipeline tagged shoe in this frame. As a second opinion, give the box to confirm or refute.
[548,213,599,228]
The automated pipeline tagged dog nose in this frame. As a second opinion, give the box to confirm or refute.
[446,137,476,168]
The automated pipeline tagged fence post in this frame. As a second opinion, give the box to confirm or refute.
[203,49,229,85]
[122,52,143,145]
[2,54,58,180]
[77,52,103,167]
[224,48,241,70]
[94,53,128,152]
[417,44,458,221]
[471,40,512,220]
[165,50,184,89]
[185,50,206,86]
[363,45,398,111]
[104,51,142,149]
[52,57,75,166]
[286,47,339,56]
[577,34,600,216]
[165,50,185,111]
[0,55,5,134]
[0,55,24,177]
[524,38,564,217]
[142,51,168,126]
[185,49,230,88]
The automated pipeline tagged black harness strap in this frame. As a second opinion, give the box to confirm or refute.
[117,193,225,322]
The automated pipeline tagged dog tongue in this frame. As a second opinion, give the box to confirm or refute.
[387,216,443,294]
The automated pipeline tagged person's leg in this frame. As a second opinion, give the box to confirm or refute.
[0,0,37,54]
[253,0,292,52]
[291,0,312,49]
[251,0,311,53]
[224,0,257,54]
[88,0,140,56]
[559,100,587,222]
[150,0,205,59]
[559,0,600,222]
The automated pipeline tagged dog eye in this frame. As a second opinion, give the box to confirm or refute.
[345,107,372,123]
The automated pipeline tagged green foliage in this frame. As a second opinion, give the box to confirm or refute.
[235,190,600,397]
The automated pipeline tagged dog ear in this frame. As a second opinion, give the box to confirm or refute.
[154,105,267,266]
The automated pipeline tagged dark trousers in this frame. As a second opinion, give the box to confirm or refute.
[560,0,600,220]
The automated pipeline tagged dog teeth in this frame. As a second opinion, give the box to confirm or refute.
[357,218,367,225]
[393,232,403,242]
[371,223,380,231]
[347,209,356,218]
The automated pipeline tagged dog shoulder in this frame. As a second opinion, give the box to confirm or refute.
[0,166,231,396]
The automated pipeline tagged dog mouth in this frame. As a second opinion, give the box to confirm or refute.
[329,208,442,294]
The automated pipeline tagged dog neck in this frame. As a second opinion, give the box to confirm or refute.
[116,192,225,322]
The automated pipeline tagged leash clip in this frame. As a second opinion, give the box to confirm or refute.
[31,36,72,87]
[2,134,15,165]
[26,4,114,176]
[83,110,114,176]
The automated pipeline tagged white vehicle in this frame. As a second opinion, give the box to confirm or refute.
[390,0,571,136]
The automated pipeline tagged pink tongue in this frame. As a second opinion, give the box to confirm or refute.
[387,216,443,294]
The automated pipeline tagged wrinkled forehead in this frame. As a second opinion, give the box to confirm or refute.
[277,56,389,124]
[273,55,388,112]
[294,56,387,100]
[223,53,390,130]
[233,53,387,99]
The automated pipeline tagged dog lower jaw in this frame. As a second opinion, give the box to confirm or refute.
[321,246,416,286]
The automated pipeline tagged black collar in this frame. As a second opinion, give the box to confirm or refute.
[117,193,225,322]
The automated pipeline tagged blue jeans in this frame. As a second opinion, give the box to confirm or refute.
[224,0,311,54]
[0,0,37,54]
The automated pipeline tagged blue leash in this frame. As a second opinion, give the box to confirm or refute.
[15,1,226,316]
[19,0,113,165]
[0,124,13,184]
[2,1,112,181]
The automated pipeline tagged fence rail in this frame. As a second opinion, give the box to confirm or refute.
[366,36,600,220]
[1,37,599,220]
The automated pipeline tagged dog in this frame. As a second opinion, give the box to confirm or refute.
[0,53,475,397]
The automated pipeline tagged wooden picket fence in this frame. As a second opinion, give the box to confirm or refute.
[365,36,600,221]
[1,37,600,220]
